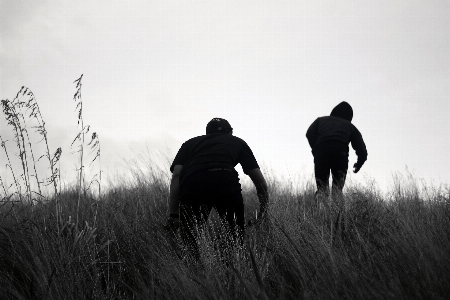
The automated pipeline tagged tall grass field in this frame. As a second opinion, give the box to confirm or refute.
[1,79,449,299]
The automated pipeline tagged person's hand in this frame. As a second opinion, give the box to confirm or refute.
[353,163,361,174]
[247,211,268,227]
[164,216,180,232]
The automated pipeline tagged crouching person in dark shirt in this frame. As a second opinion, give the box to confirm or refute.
[167,118,269,260]
[306,102,367,208]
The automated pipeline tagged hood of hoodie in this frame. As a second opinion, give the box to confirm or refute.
[330,101,353,122]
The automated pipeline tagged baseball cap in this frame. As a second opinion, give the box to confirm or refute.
[206,118,233,134]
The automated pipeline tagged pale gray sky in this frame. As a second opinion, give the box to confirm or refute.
[1,0,449,192]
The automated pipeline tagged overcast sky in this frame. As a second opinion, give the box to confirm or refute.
[1,0,449,193]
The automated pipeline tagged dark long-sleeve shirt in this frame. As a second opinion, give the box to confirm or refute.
[170,133,260,187]
[306,116,367,168]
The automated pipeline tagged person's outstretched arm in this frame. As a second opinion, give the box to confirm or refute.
[350,127,367,173]
[169,165,183,215]
[165,165,183,231]
[247,168,269,216]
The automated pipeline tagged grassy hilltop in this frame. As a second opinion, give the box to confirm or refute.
[1,81,450,299]
[1,171,450,299]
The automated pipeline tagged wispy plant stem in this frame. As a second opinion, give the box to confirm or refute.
[21,87,62,223]
[0,136,21,200]
[1,99,32,202]
[18,113,43,199]
[72,74,85,228]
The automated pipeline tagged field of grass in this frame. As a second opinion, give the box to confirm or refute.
[1,172,450,299]
[1,80,450,299]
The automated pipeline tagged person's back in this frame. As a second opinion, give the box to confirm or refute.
[173,133,259,190]
[311,116,355,147]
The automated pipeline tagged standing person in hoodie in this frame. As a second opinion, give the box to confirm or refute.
[306,102,367,203]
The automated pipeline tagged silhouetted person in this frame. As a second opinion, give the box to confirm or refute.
[306,102,367,204]
[167,118,269,260]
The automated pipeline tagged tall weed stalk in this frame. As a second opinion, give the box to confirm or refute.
[71,74,101,228]
[1,88,62,204]
[20,87,62,222]
[0,135,22,200]
[1,98,33,202]
[72,74,85,224]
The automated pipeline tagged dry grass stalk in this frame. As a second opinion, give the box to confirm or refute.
[1,86,62,225]
[70,74,101,228]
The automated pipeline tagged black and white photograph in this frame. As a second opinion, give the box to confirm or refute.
[1,1,449,298]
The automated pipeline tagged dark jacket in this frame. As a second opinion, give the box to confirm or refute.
[170,133,259,188]
[306,102,367,168]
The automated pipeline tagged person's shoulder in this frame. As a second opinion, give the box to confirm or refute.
[313,116,330,124]
[188,134,207,142]
[328,115,352,124]
[230,135,253,149]
[182,135,207,146]
[316,116,331,122]
[229,135,247,143]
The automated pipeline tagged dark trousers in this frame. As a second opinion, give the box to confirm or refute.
[179,170,244,260]
[313,141,348,202]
